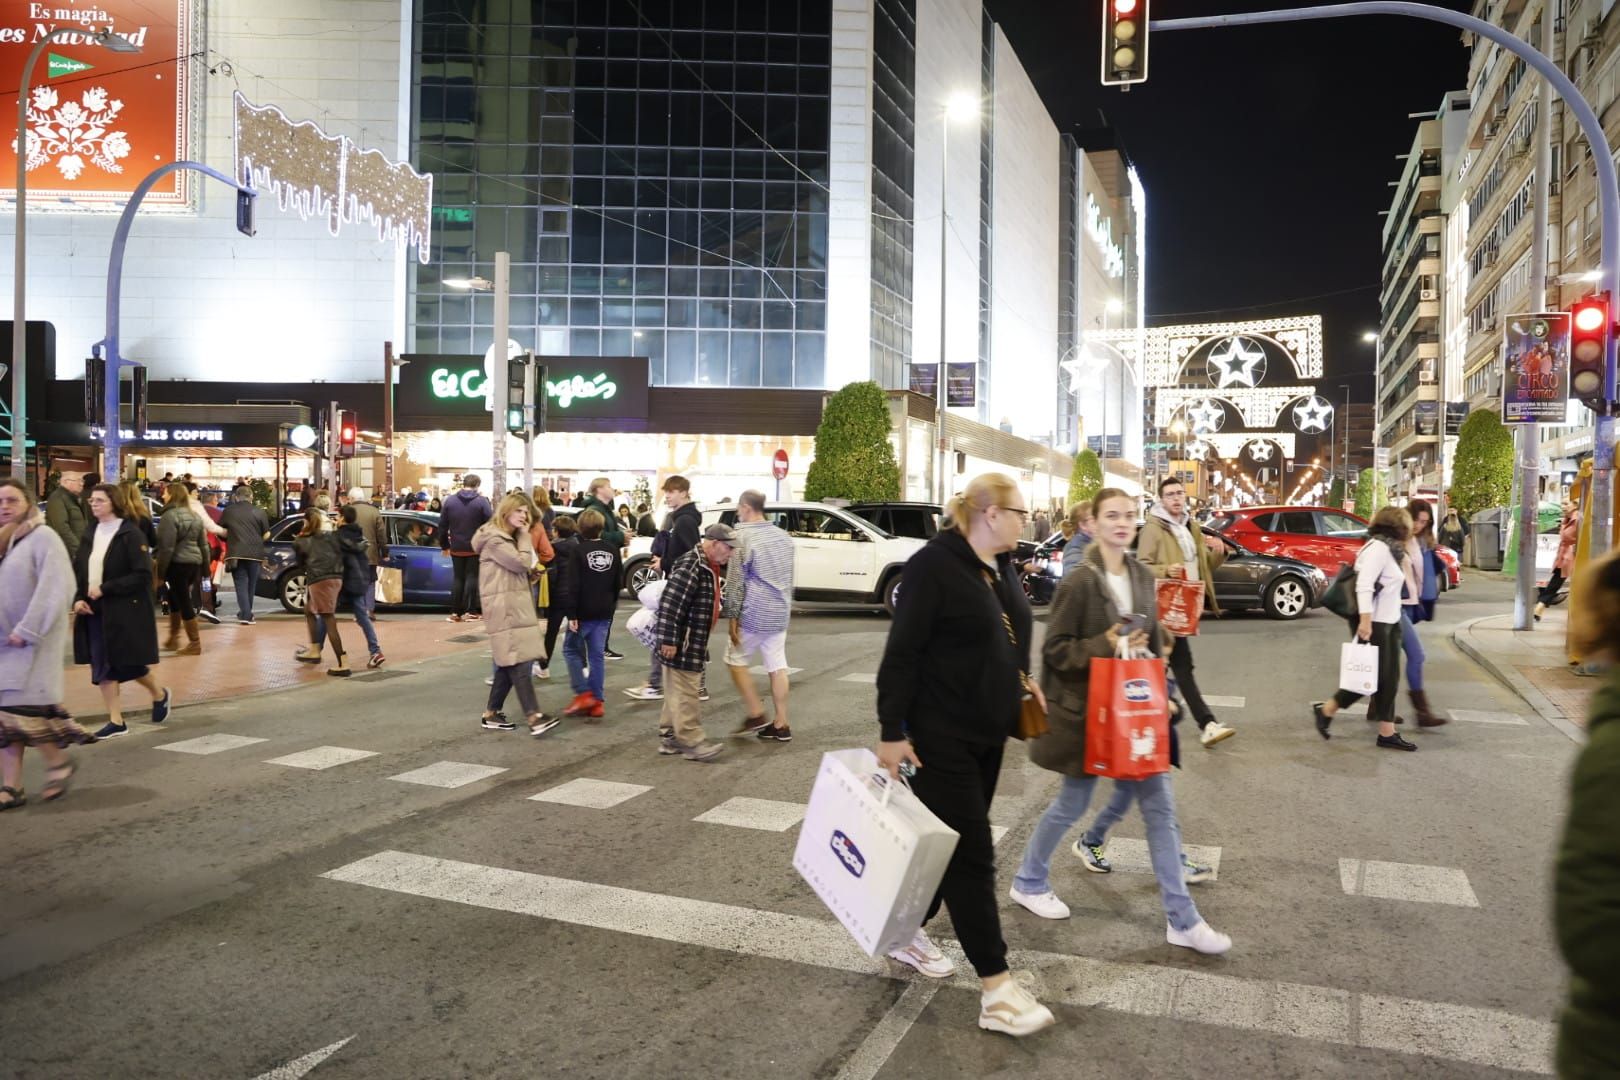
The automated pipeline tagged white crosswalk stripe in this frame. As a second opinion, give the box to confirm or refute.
[1099,838,1222,880]
[265,746,379,770]
[1203,695,1246,708]
[156,734,269,755]
[388,762,508,788]
[693,796,807,832]
[837,672,878,684]
[529,778,652,809]
[1339,859,1480,907]
[1448,708,1530,725]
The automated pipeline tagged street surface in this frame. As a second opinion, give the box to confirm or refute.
[1,577,1574,1078]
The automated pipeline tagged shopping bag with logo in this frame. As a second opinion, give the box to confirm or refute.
[1084,642,1172,780]
[375,565,404,605]
[626,605,659,650]
[1155,577,1204,637]
[636,578,667,610]
[1339,641,1379,695]
[792,748,960,958]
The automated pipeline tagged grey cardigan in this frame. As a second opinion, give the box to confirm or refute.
[0,523,75,708]
[1029,543,1167,779]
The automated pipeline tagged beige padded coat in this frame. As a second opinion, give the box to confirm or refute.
[472,521,543,667]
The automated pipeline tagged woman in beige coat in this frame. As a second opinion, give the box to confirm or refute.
[472,495,560,737]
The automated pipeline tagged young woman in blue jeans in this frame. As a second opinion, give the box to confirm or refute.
[1400,499,1447,727]
[1009,488,1232,955]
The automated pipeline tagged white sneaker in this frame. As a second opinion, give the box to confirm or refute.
[623,685,663,700]
[1166,919,1232,955]
[886,929,955,978]
[978,978,1057,1037]
[1008,886,1070,920]
[535,666,550,680]
[1200,721,1236,747]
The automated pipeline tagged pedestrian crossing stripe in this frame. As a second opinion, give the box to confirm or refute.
[1339,859,1480,908]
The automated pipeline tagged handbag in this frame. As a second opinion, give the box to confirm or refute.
[1155,577,1204,636]
[1084,639,1172,779]
[1320,563,1358,619]
[1339,640,1379,695]
[792,749,960,957]
[981,569,1047,740]
[375,565,404,605]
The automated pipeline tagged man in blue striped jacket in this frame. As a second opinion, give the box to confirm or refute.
[722,490,797,742]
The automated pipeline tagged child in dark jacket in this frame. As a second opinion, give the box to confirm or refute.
[337,507,384,667]
[557,509,622,717]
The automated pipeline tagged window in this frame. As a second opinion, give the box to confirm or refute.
[791,509,858,539]
[270,519,303,542]
[1318,513,1365,538]
[1275,512,1318,535]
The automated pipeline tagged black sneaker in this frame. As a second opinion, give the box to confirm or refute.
[603,648,625,660]
[94,721,129,739]
[734,715,769,736]
[757,724,792,742]
[1376,732,1418,751]
[1312,702,1331,740]
[481,713,516,731]
[150,687,172,724]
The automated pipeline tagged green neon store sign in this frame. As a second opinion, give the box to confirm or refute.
[429,368,618,408]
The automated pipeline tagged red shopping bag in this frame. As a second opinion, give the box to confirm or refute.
[1084,645,1172,780]
[1156,577,1205,637]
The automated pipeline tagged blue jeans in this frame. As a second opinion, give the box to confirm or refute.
[564,619,610,700]
[1400,611,1425,691]
[345,588,380,656]
[229,560,261,622]
[1013,772,1201,932]
[1080,782,1139,849]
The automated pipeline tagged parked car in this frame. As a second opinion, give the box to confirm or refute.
[1435,544,1462,590]
[621,501,923,613]
[1021,526,1325,619]
[1211,505,1370,576]
[260,509,453,612]
[843,502,945,542]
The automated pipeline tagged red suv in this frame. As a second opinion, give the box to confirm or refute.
[1211,505,1369,575]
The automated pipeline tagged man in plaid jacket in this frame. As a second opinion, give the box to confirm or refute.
[656,523,737,762]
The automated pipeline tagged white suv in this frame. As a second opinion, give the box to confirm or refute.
[623,501,924,614]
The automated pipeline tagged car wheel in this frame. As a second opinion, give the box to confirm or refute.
[278,571,309,613]
[625,559,661,599]
[882,571,903,616]
[1263,575,1309,620]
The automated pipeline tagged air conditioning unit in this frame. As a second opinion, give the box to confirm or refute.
[1420,288,1438,301]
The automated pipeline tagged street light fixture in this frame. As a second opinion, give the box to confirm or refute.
[934,91,980,503]
[12,27,141,480]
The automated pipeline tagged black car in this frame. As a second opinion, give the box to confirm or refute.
[843,501,945,541]
[1022,527,1326,620]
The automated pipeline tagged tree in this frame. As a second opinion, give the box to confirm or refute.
[1450,408,1514,519]
[1067,449,1103,509]
[249,478,275,515]
[1356,468,1389,515]
[804,381,901,503]
[1327,474,1346,509]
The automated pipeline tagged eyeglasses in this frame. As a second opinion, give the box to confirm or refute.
[998,506,1030,520]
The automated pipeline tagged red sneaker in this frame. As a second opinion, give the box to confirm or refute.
[586,697,605,721]
[562,692,594,716]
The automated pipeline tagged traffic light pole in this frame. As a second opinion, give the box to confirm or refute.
[1152,2,1620,561]
[491,250,510,496]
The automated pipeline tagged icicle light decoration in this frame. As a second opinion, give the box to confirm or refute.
[233,92,432,263]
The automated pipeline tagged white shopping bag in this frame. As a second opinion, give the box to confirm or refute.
[626,605,658,650]
[636,578,667,611]
[793,748,959,958]
[1339,641,1379,695]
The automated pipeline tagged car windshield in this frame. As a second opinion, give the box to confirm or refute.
[1208,513,1236,533]
[833,508,893,539]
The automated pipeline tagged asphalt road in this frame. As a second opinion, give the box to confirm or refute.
[0,577,1576,1079]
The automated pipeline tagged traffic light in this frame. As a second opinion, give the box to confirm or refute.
[506,353,528,437]
[1101,0,1150,87]
[337,410,357,458]
[532,362,548,436]
[1570,292,1612,409]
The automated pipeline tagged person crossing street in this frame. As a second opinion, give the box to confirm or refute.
[626,475,704,702]
[655,524,736,761]
[557,508,622,721]
[722,490,795,741]
[440,474,492,622]
[579,477,627,659]
[1139,477,1236,748]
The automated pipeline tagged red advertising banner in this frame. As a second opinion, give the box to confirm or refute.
[2,1,194,209]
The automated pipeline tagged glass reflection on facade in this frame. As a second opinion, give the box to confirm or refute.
[412,0,832,389]
[870,0,916,390]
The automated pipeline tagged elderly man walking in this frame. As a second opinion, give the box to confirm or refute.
[45,472,88,560]
[723,490,796,742]
[655,524,737,762]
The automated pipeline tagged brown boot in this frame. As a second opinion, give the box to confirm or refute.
[177,618,202,656]
[162,611,183,652]
[1410,689,1446,727]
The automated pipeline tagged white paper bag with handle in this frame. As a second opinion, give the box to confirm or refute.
[792,748,960,958]
[1339,641,1379,695]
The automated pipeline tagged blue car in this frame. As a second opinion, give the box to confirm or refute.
[259,510,455,612]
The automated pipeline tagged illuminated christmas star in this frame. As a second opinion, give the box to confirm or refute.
[1208,337,1267,388]
[1292,395,1333,433]
[1246,439,1275,462]
[1185,398,1224,434]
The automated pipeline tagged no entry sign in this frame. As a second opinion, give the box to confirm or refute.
[772,449,789,480]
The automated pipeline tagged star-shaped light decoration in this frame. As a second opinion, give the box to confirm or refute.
[1184,398,1225,435]
[1183,440,1209,461]
[1246,438,1275,463]
[1060,346,1097,395]
[1207,336,1268,389]
[1291,394,1334,433]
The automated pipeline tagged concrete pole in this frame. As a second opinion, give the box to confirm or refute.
[935,112,950,505]
[522,347,535,495]
[491,250,510,494]
[383,341,395,502]
[1515,0,1555,630]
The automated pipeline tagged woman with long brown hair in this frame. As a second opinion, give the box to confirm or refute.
[1400,498,1446,727]
[293,506,350,676]
[154,482,210,656]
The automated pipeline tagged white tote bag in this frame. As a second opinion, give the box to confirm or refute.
[793,748,959,958]
[1339,641,1379,696]
[626,605,658,650]
[636,578,667,611]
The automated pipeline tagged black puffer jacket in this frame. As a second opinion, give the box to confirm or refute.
[336,523,371,595]
[293,528,344,584]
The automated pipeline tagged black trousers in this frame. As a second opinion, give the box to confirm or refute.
[1168,635,1215,729]
[1334,621,1403,725]
[164,563,202,620]
[1538,568,1566,606]
[451,554,481,617]
[907,734,1007,979]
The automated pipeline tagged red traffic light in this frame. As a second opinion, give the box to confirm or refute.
[341,425,355,440]
[1113,0,1138,12]
[1569,294,1611,404]
[1574,303,1605,334]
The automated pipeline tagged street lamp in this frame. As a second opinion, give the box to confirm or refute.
[935,91,979,504]
[445,252,510,492]
[12,26,141,480]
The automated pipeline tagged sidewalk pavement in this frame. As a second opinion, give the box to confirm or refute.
[1452,605,1593,743]
[60,611,493,723]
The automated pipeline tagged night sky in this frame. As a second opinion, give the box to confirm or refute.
[985,0,1474,410]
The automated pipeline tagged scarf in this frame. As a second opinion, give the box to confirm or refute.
[0,506,45,563]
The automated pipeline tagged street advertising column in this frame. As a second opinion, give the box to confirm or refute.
[2,1,197,209]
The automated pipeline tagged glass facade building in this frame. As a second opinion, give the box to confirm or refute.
[413,0,833,388]
[868,0,916,391]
